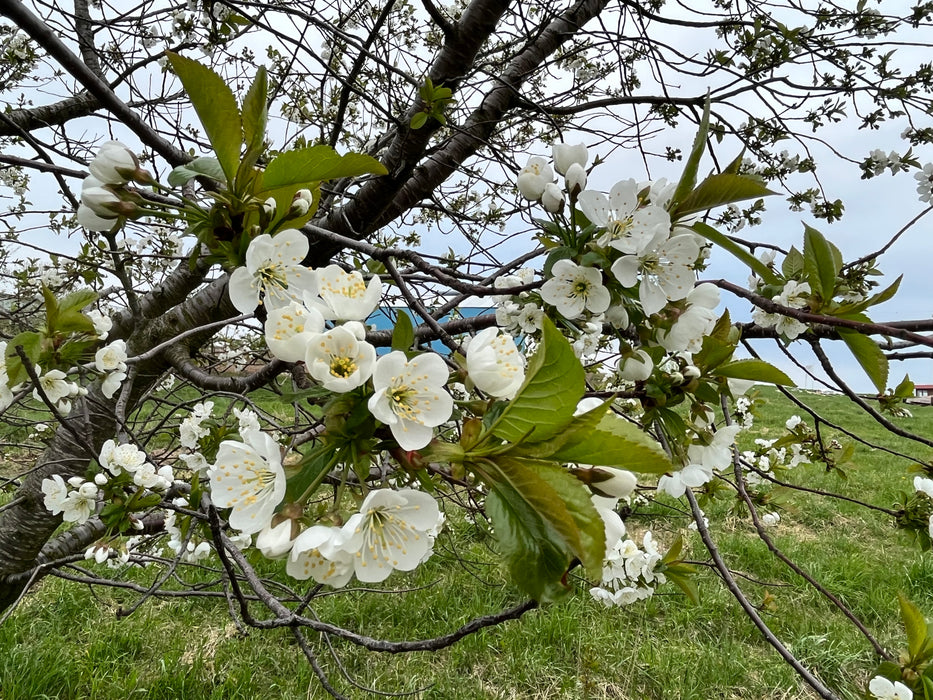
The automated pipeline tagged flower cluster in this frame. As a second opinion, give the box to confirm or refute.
[95,339,128,399]
[33,367,85,414]
[589,498,665,607]
[42,475,99,524]
[750,280,812,340]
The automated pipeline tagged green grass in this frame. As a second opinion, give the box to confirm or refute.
[2,387,933,699]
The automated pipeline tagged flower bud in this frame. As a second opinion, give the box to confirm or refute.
[590,467,638,499]
[540,182,564,213]
[552,142,588,175]
[619,349,653,382]
[564,162,587,196]
[89,141,146,185]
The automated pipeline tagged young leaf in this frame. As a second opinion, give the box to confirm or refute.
[391,310,414,352]
[802,224,839,302]
[165,52,241,183]
[486,481,572,602]
[5,330,45,385]
[899,593,930,662]
[838,328,888,393]
[671,173,775,220]
[494,456,605,580]
[782,246,805,279]
[58,289,98,314]
[168,157,227,187]
[261,145,387,191]
[716,359,795,386]
[691,221,780,285]
[541,412,672,475]
[491,316,584,444]
[241,66,268,157]
[669,95,710,213]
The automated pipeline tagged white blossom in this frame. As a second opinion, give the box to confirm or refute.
[465,327,525,399]
[578,179,670,254]
[368,351,453,451]
[208,430,287,535]
[339,489,443,583]
[306,265,382,321]
[516,156,553,200]
[305,323,377,392]
[264,300,325,362]
[286,525,355,587]
[228,229,318,313]
[552,143,588,175]
[540,259,610,319]
[868,676,913,700]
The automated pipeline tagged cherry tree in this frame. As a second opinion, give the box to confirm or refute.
[2,0,933,697]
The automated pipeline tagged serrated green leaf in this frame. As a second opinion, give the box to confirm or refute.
[6,331,44,386]
[693,333,737,373]
[864,274,902,309]
[261,146,387,192]
[717,359,795,386]
[241,66,268,155]
[166,53,241,183]
[491,317,584,443]
[496,456,605,580]
[486,481,572,602]
[391,311,414,352]
[895,374,915,399]
[672,173,775,219]
[59,289,98,314]
[803,224,839,302]
[838,328,888,393]
[692,221,780,285]
[56,310,96,335]
[670,95,710,214]
[545,413,671,475]
[900,593,930,661]
[41,285,59,331]
[782,246,805,279]
[168,157,227,187]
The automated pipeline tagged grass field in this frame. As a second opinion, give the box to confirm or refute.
[2,386,933,699]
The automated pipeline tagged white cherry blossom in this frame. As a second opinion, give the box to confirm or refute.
[305,323,377,392]
[868,676,913,700]
[306,265,382,321]
[264,300,325,362]
[88,140,140,185]
[552,143,588,175]
[286,525,355,587]
[339,489,443,583]
[540,259,610,320]
[611,233,700,315]
[578,179,670,254]
[516,156,553,200]
[228,229,318,313]
[465,327,525,399]
[208,430,287,535]
[368,351,453,451]
[41,474,69,515]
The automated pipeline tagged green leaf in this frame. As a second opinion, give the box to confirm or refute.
[391,311,414,352]
[716,359,795,386]
[410,112,428,130]
[899,593,930,661]
[166,53,241,183]
[59,289,98,314]
[56,310,96,335]
[782,246,805,279]
[895,374,915,399]
[283,446,333,503]
[41,284,59,331]
[168,157,227,188]
[672,173,775,219]
[691,221,780,285]
[486,482,572,602]
[241,66,268,156]
[498,456,605,579]
[838,328,888,393]
[863,274,902,309]
[6,331,44,385]
[491,317,584,444]
[802,224,839,301]
[542,412,672,475]
[261,146,387,191]
[669,95,710,214]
